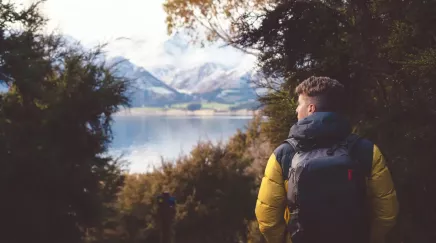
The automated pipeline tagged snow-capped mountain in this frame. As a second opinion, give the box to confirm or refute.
[149,64,179,85]
[107,57,191,107]
[162,33,190,57]
[168,63,229,92]
[102,33,271,108]
[151,62,255,92]
[55,34,267,108]
[104,31,253,71]
[148,60,263,104]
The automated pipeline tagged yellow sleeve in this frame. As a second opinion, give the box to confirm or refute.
[367,145,399,243]
[255,153,287,243]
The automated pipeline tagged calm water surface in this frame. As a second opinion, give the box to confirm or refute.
[108,115,252,173]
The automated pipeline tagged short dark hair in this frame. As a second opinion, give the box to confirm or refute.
[295,76,345,112]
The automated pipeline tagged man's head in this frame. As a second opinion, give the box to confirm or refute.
[295,76,345,120]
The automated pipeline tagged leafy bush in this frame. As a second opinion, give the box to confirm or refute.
[0,2,129,242]
[90,115,270,243]
[186,103,202,111]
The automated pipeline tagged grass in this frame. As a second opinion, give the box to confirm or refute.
[171,102,232,110]
[131,107,167,111]
[128,101,256,112]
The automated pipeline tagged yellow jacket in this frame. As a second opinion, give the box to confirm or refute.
[256,143,398,243]
[256,113,399,243]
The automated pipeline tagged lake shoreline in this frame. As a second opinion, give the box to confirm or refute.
[110,114,254,173]
[114,107,261,117]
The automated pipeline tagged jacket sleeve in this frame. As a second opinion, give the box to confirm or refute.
[255,152,287,243]
[367,144,399,243]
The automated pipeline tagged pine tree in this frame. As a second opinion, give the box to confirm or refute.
[235,0,436,242]
[0,2,130,242]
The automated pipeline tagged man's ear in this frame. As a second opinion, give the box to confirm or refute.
[308,103,316,113]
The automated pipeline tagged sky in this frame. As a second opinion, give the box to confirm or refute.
[17,0,255,69]
[9,0,257,173]
[40,0,168,46]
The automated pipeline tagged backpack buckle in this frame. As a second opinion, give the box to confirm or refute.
[327,143,339,156]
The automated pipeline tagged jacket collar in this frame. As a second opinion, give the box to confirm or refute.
[288,112,351,149]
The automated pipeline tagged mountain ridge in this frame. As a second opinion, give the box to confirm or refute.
[108,56,264,109]
[97,32,274,109]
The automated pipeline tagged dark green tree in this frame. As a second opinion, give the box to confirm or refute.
[0,1,130,242]
[97,128,264,243]
[186,103,202,111]
[235,0,436,242]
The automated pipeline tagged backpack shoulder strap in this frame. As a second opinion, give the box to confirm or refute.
[284,138,298,152]
[345,133,362,153]
[274,138,298,180]
[345,133,373,177]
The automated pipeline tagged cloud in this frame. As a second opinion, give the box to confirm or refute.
[18,0,255,70]
[39,0,168,44]
[101,31,256,70]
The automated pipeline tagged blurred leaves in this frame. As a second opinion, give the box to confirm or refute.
[234,0,436,242]
[0,2,130,242]
[91,116,270,243]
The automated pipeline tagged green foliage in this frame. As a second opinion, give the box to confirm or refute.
[186,103,202,111]
[90,116,270,243]
[229,101,261,111]
[258,88,297,148]
[172,102,234,110]
[0,1,129,242]
[235,0,436,242]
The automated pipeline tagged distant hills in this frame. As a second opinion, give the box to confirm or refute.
[100,32,274,110]
[109,56,265,109]
[0,34,272,110]
[104,29,275,109]
[107,56,190,107]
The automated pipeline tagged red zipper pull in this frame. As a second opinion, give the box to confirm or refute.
[348,169,353,180]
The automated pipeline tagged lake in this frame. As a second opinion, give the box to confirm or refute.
[108,115,253,173]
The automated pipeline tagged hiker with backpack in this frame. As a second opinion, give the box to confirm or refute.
[255,76,399,243]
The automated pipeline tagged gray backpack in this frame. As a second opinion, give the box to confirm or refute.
[284,134,369,243]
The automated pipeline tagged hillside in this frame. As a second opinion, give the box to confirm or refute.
[108,59,265,110]
[97,32,272,110]
[108,57,192,107]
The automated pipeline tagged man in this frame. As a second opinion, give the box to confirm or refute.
[255,76,399,243]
